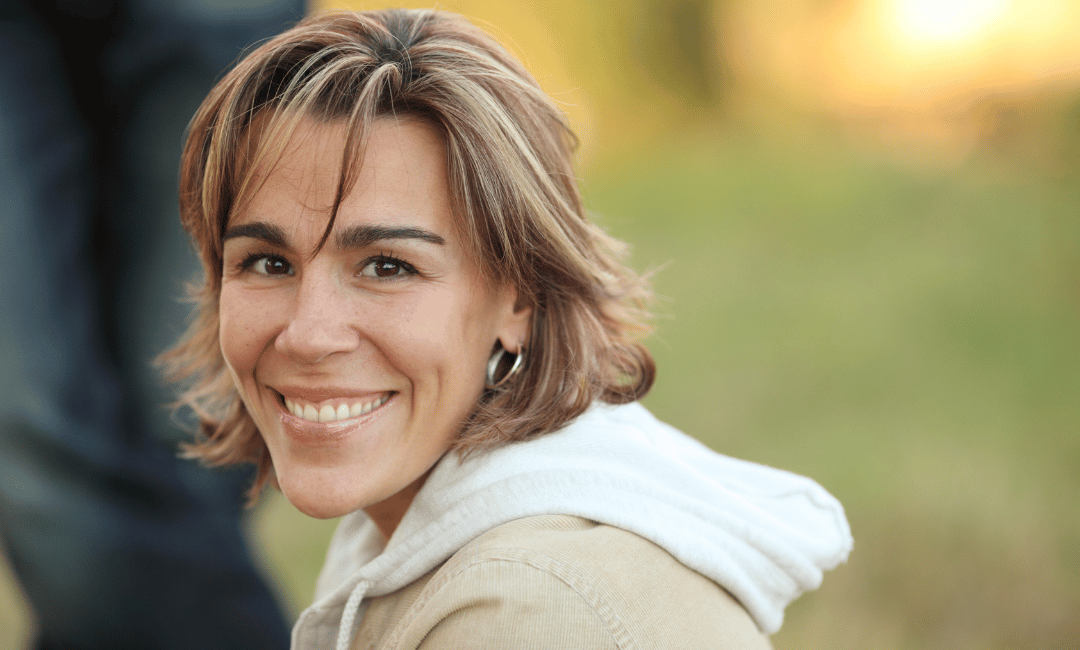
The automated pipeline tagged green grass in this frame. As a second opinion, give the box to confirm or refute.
[584,124,1080,648]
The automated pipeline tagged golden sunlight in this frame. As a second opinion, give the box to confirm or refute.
[885,0,1009,45]
[789,0,1080,110]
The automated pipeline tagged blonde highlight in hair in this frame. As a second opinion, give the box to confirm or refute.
[160,9,655,500]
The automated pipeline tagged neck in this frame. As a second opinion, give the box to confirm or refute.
[363,470,431,542]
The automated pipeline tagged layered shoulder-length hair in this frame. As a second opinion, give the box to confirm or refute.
[162,8,655,496]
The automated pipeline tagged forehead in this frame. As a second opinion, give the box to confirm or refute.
[232,116,457,238]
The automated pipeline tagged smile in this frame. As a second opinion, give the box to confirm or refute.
[282,393,393,423]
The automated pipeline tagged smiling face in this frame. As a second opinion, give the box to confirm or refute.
[219,117,530,535]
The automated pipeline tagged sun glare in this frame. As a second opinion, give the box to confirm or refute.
[888,0,1009,45]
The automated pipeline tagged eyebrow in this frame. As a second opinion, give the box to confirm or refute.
[222,222,288,247]
[335,224,446,249]
[222,222,446,249]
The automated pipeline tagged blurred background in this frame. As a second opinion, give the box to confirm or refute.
[2,0,1077,647]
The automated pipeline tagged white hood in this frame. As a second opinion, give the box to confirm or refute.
[292,402,853,650]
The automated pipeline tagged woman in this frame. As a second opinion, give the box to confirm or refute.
[163,9,852,650]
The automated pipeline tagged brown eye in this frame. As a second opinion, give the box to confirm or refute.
[254,256,293,276]
[360,256,415,279]
[375,260,401,277]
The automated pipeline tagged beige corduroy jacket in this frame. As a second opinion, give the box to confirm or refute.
[350,515,774,650]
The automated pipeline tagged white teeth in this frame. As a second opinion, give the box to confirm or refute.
[284,393,391,423]
[318,404,335,422]
[284,399,302,418]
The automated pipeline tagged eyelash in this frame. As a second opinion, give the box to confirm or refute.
[233,251,418,279]
[236,251,291,276]
[359,252,418,279]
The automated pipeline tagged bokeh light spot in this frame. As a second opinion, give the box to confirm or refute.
[887,0,1010,45]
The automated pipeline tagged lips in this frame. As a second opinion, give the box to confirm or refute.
[280,392,393,423]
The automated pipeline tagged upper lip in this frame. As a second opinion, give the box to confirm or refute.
[271,386,394,402]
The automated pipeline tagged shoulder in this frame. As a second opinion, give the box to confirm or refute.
[355,515,772,650]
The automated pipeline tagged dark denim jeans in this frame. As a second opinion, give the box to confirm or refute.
[0,1,304,648]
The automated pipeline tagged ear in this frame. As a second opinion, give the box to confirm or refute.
[494,286,532,354]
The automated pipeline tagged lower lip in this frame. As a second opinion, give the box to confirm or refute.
[277,394,395,445]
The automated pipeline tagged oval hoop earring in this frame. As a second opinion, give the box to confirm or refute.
[485,346,525,389]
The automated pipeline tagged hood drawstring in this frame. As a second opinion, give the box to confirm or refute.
[336,580,370,650]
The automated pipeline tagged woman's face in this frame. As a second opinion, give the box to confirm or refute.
[219,117,530,533]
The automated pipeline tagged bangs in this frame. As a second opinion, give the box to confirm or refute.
[203,14,439,264]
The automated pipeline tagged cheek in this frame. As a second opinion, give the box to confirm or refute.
[218,286,277,378]
[375,291,452,354]
[389,291,493,362]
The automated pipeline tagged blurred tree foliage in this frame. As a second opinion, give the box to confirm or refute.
[972,85,1080,184]
[625,0,724,107]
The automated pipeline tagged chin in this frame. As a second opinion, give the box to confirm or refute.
[274,464,372,520]
[288,497,353,521]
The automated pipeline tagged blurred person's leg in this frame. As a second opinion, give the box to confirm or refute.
[0,1,302,648]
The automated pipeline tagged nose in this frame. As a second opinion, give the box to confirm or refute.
[274,272,361,364]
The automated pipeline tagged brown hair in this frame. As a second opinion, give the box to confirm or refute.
[161,8,655,497]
